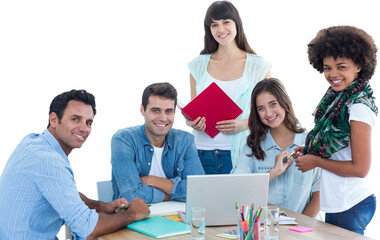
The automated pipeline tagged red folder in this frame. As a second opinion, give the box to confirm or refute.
[180,82,243,138]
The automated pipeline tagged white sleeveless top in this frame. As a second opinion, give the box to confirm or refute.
[194,73,242,150]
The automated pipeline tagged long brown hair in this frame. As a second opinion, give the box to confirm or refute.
[247,78,305,160]
[201,1,256,55]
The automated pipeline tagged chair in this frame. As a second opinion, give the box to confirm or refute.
[97,180,113,202]
[64,224,73,240]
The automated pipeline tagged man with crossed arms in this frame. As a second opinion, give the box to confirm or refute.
[111,82,204,204]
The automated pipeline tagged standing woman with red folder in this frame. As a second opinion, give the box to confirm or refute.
[187,1,271,174]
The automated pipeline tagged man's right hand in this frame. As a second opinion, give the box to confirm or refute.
[126,198,150,221]
[87,198,150,240]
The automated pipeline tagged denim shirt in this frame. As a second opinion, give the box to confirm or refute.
[232,130,320,214]
[111,125,205,204]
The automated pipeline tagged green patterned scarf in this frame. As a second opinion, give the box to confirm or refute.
[304,78,377,158]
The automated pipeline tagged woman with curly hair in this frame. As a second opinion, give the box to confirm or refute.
[295,26,377,234]
[233,78,320,217]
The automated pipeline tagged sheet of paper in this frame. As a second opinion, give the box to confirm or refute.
[289,226,314,233]
[279,215,297,225]
[149,201,186,216]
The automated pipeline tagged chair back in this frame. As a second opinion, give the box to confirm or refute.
[97,180,113,202]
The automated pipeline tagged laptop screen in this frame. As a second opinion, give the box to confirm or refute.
[186,173,269,226]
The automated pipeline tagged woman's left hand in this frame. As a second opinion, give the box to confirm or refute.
[274,151,292,173]
[216,119,247,134]
[293,146,304,159]
[295,154,318,172]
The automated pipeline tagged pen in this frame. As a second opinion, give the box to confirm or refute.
[255,208,262,223]
[282,151,295,163]
[242,204,245,219]
[241,220,249,232]
[245,207,261,240]
[250,204,255,223]
[235,202,244,239]
[118,204,151,210]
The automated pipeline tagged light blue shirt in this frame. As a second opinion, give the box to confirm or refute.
[111,125,205,204]
[232,131,320,214]
[0,129,98,240]
[188,52,271,167]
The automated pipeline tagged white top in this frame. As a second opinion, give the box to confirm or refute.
[194,73,242,150]
[149,146,166,178]
[320,103,376,213]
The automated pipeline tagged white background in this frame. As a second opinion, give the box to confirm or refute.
[0,0,379,238]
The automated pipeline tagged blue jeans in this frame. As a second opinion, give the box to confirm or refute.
[325,194,376,235]
[197,149,232,174]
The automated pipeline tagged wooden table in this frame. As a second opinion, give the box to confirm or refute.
[98,205,374,240]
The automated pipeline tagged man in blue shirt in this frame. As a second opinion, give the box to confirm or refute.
[0,90,150,240]
[111,82,205,204]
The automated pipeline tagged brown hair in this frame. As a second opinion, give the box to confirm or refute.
[247,78,304,160]
[141,82,177,110]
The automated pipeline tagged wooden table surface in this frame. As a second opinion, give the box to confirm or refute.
[98,205,374,240]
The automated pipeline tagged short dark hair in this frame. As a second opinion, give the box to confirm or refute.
[201,0,256,55]
[47,89,96,128]
[308,25,377,80]
[141,82,177,110]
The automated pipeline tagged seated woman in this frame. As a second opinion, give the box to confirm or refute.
[232,78,320,217]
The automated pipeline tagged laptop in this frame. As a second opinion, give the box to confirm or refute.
[186,173,269,226]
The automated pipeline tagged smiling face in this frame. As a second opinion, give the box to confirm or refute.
[48,100,94,155]
[256,91,286,130]
[210,18,237,46]
[323,56,361,92]
[141,95,175,147]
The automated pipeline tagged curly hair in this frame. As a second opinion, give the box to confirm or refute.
[247,78,305,160]
[307,25,377,80]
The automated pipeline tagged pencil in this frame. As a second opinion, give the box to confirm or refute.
[118,204,151,210]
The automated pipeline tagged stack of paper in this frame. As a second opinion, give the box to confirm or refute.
[149,201,186,216]
[216,228,240,239]
[279,215,297,225]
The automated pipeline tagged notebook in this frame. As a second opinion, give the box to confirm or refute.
[127,216,191,239]
[178,82,243,138]
[186,173,269,226]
